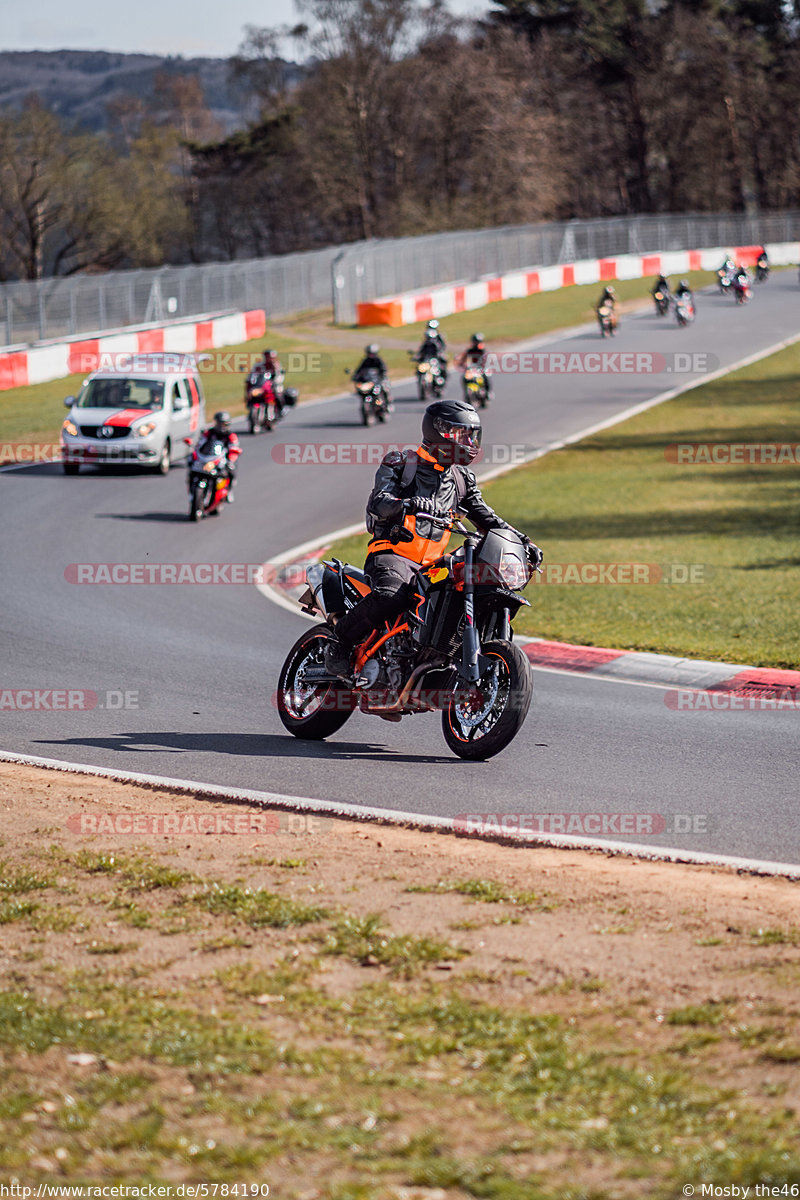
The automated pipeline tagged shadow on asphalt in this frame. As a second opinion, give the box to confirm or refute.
[95,512,188,523]
[34,731,459,765]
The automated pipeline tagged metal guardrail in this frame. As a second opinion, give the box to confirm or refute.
[2,211,798,346]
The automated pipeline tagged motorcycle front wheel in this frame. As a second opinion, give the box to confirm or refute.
[442,640,532,761]
[277,623,356,740]
[188,480,204,522]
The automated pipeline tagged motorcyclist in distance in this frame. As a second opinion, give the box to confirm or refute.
[196,411,241,502]
[596,285,618,331]
[456,333,492,402]
[415,319,448,381]
[352,343,392,405]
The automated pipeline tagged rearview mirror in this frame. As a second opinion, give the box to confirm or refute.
[64,396,75,408]
[344,368,351,375]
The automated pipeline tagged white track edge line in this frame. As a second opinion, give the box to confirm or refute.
[3,750,799,879]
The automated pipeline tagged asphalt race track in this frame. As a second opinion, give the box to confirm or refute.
[2,277,799,864]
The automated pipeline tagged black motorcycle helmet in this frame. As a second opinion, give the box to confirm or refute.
[213,411,231,434]
[422,399,482,467]
[471,332,484,345]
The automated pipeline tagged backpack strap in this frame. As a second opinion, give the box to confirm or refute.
[401,449,468,504]
[399,448,418,491]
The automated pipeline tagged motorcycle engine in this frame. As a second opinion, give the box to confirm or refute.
[384,632,416,691]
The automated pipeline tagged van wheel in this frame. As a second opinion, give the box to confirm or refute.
[63,462,80,476]
[156,440,171,475]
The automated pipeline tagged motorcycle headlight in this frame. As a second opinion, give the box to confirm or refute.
[202,460,218,473]
[62,419,78,437]
[134,421,157,438]
[498,552,531,589]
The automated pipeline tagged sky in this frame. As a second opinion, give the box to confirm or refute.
[1,0,489,58]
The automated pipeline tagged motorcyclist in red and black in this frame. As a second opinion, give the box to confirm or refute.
[456,332,492,402]
[261,348,285,410]
[196,411,241,503]
[324,399,542,679]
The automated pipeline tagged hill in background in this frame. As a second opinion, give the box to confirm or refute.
[0,49,284,133]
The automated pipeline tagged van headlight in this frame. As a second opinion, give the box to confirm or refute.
[134,421,157,438]
[62,419,79,437]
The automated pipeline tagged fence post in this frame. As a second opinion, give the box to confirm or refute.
[38,285,46,341]
[331,247,347,325]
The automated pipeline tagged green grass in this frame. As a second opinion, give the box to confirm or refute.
[194,881,328,929]
[406,877,543,906]
[328,338,800,668]
[0,270,715,446]
[321,912,466,974]
[751,928,800,946]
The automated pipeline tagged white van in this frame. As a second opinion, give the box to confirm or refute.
[60,362,205,475]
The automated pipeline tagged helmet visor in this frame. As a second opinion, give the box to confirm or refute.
[432,417,482,450]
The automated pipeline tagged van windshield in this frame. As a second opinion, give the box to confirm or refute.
[76,379,165,410]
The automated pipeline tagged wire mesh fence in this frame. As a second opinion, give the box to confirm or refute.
[331,210,800,323]
[2,210,798,346]
[0,246,341,347]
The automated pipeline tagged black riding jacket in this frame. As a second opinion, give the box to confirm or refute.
[367,447,509,547]
[354,354,388,381]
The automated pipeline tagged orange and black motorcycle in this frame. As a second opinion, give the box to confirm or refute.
[276,516,540,760]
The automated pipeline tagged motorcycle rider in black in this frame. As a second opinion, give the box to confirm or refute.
[353,343,391,403]
[324,400,542,679]
[456,332,492,402]
[413,319,448,381]
[196,411,241,502]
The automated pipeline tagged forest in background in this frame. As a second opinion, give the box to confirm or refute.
[2,0,800,280]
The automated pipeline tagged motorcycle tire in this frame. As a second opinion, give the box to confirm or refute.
[189,483,203,522]
[277,623,357,740]
[441,639,533,761]
[361,403,374,427]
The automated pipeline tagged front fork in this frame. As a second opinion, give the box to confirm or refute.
[459,539,512,681]
[460,537,488,683]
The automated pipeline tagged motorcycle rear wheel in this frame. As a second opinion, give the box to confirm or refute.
[277,623,357,740]
[441,640,532,761]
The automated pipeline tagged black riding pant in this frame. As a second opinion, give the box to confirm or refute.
[334,552,418,648]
